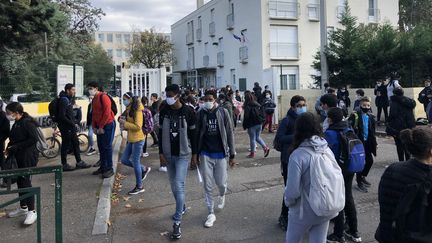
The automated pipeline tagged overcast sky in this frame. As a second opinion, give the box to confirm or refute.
[90,0,210,33]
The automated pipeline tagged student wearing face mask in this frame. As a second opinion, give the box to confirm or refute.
[158,84,198,240]
[261,92,276,133]
[349,97,377,193]
[274,95,306,231]
[5,102,39,225]
[374,79,389,124]
[195,90,235,228]
[418,77,432,113]
[319,94,338,132]
[353,89,365,111]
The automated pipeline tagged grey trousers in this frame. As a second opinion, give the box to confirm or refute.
[199,155,228,214]
[286,219,329,243]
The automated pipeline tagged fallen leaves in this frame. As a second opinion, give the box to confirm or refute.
[160,231,169,236]
[124,204,132,208]
[0,211,6,218]
[138,198,144,203]
[122,196,130,201]
[106,219,112,227]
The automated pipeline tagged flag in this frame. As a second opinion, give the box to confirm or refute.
[240,30,248,43]
[233,34,242,42]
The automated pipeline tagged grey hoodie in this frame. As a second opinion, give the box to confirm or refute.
[284,136,335,222]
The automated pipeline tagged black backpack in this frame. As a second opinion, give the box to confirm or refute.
[392,169,432,242]
[251,105,265,124]
[100,93,118,116]
[48,98,60,122]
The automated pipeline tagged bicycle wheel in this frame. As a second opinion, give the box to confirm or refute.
[41,137,61,159]
[77,133,89,153]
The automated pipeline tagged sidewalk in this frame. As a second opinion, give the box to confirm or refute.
[0,137,121,243]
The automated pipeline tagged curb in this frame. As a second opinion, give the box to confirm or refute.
[92,136,121,235]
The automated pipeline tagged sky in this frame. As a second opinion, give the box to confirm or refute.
[90,0,211,33]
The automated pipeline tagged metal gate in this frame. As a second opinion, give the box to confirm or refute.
[120,65,167,104]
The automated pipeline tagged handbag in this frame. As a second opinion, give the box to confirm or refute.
[4,154,18,184]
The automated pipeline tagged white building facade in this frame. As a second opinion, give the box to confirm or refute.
[94,31,133,72]
[171,0,398,91]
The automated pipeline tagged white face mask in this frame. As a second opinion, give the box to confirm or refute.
[204,102,214,110]
[88,89,97,97]
[199,103,205,109]
[266,95,271,99]
[6,114,16,121]
[166,97,177,106]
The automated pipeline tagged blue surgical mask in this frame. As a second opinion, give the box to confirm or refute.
[123,99,130,107]
[296,107,307,115]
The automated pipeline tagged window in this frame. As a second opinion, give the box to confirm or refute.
[307,0,319,21]
[198,16,202,29]
[98,33,104,42]
[188,47,195,68]
[219,37,223,50]
[124,49,130,58]
[239,78,247,91]
[204,42,208,55]
[270,26,299,59]
[107,49,113,57]
[280,75,288,90]
[368,0,379,22]
[229,0,234,14]
[107,33,113,43]
[231,69,236,85]
[211,8,215,22]
[269,0,299,19]
[116,34,122,43]
[116,49,122,58]
[289,74,297,90]
[124,34,131,43]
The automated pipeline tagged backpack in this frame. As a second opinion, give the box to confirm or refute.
[339,128,366,173]
[142,108,154,134]
[36,127,48,152]
[392,170,432,242]
[48,98,60,122]
[297,145,345,217]
[100,93,118,116]
[251,105,265,124]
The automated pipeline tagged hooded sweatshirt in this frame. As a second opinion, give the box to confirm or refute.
[387,95,416,135]
[284,136,336,223]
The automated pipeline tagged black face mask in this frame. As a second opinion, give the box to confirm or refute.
[361,107,370,113]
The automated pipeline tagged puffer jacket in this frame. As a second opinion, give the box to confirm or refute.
[386,95,416,136]
[123,103,145,143]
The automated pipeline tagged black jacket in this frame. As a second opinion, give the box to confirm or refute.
[386,95,416,136]
[418,86,432,112]
[150,99,162,117]
[57,91,76,130]
[275,109,297,164]
[86,102,92,127]
[7,116,39,168]
[242,101,262,129]
[375,160,432,243]
[375,85,389,107]
[337,89,351,107]
[349,111,377,156]
[0,112,10,144]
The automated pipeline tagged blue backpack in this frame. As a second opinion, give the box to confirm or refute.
[339,128,365,173]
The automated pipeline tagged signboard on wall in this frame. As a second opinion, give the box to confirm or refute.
[57,65,84,97]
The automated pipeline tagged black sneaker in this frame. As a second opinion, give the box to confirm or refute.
[357,182,368,193]
[172,204,187,221]
[278,215,288,231]
[76,161,91,169]
[362,177,371,187]
[344,231,362,243]
[93,160,101,167]
[171,223,181,240]
[128,186,145,195]
[150,143,159,148]
[102,169,114,178]
[62,163,75,172]
[92,168,103,175]
[327,233,346,243]
[142,167,151,182]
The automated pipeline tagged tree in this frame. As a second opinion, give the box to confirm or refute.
[83,44,114,87]
[129,28,173,68]
[399,0,432,32]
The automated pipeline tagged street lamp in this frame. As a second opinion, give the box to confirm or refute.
[320,0,329,93]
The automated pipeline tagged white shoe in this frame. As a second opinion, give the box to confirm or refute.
[8,207,28,218]
[142,153,149,158]
[204,214,216,228]
[159,166,167,172]
[23,211,37,225]
[217,195,225,210]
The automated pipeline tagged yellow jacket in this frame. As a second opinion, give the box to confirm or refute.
[123,103,145,143]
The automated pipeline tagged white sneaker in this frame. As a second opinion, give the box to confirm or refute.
[159,166,167,172]
[217,195,226,210]
[142,153,149,158]
[8,207,28,218]
[23,211,37,225]
[204,214,216,228]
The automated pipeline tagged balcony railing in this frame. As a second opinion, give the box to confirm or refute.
[203,55,209,67]
[227,14,234,30]
[239,46,248,64]
[307,4,319,21]
[270,42,299,60]
[209,22,216,37]
[337,5,346,19]
[187,60,194,70]
[368,8,381,23]
[269,1,299,20]
[217,52,224,67]
[186,33,194,45]
[196,28,202,42]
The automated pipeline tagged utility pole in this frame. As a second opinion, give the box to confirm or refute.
[44,32,49,82]
[320,0,329,93]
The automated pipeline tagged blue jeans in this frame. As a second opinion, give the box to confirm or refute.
[121,140,145,188]
[247,124,267,152]
[166,156,189,223]
[88,126,94,148]
[97,121,116,172]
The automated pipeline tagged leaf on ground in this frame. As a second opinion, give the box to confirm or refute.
[125,204,132,208]
[50,183,55,187]
[122,196,130,201]
[0,211,6,218]
[160,231,169,236]
[106,219,112,227]
[138,198,144,203]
